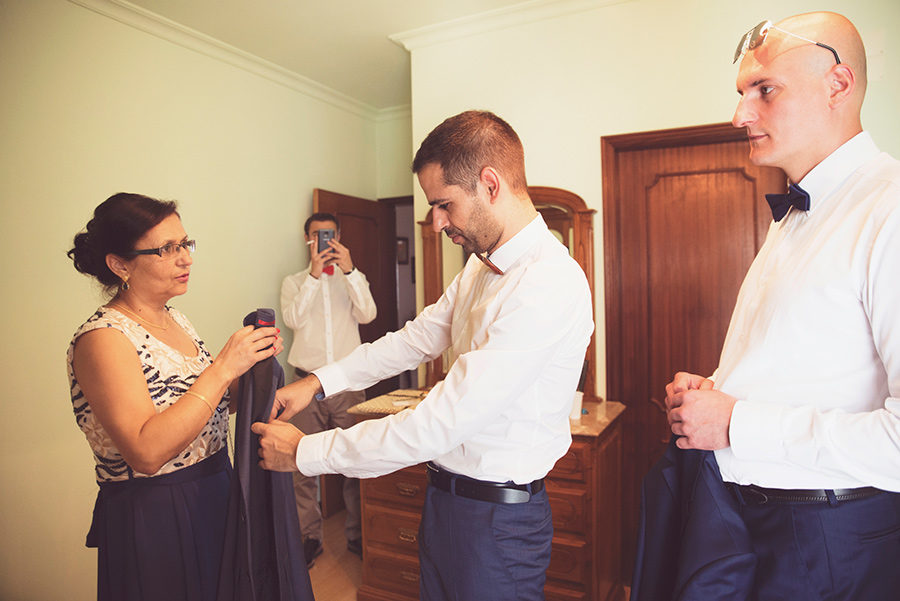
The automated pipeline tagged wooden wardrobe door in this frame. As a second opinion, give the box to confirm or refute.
[602,123,784,582]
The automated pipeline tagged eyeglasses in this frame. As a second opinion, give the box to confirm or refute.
[132,239,196,258]
[733,20,841,65]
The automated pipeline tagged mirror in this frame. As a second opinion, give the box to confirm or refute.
[536,205,572,249]
[530,187,598,401]
[418,186,597,401]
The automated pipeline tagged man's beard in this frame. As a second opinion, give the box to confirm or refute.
[444,194,500,255]
[444,227,482,255]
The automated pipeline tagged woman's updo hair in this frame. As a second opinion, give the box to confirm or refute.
[68,192,179,292]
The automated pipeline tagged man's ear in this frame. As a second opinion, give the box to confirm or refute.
[480,167,501,203]
[105,253,129,281]
[827,63,856,109]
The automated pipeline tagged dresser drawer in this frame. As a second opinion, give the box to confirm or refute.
[548,535,589,585]
[363,547,421,599]
[545,582,588,601]
[364,503,422,554]
[549,439,591,484]
[363,465,428,509]
[547,482,589,535]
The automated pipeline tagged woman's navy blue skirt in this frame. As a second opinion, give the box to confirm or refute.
[86,449,231,601]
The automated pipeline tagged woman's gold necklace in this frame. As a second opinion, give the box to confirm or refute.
[110,303,170,330]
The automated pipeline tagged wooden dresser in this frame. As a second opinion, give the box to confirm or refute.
[348,392,626,601]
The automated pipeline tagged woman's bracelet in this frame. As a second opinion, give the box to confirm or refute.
[184,390,216,416]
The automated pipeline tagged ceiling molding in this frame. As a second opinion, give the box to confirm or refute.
[375,105,412,123]
[389,0,634,51]
[67,0,384,120]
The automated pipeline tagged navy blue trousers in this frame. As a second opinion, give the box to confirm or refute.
[418,485,553,601]
[739,489,900,601]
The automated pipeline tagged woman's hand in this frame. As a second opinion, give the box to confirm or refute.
[214,325,282,381]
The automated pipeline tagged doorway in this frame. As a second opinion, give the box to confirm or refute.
[313,189,415,398]
[380,195,418,389]
[312,189,415,523]
[601,122,785,581]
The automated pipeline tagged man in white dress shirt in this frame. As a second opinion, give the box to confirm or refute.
[280,212,377,565]
[665,12,900,599]
[253,110,594,601]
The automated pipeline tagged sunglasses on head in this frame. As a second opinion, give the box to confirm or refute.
[733,20,841,65]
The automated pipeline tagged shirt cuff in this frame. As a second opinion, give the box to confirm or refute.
[312,363,349,398]
[296,430,331,476]
[729,400,787,462]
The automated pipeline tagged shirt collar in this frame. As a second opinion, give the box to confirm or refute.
[798,131,880,208]
[484,214,547,274]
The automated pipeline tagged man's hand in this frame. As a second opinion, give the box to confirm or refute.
[664,371,715,403]
[308,239,335,279]
[269,374,323,421]
[250,420,305,472]
[666,388,736,451]
[328,239,354,274]
[664,371,734,450]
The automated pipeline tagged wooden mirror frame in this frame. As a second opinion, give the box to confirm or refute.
[418,208,444,386]
[530,186,598,401]
[418,186,598,399]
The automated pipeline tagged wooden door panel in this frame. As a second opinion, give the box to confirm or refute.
[602,123,784,583]
[647,169,760,395]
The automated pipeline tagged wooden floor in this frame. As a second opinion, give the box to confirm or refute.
[308,509,363,601]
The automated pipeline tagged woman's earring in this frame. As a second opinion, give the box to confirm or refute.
[121,277,130,291]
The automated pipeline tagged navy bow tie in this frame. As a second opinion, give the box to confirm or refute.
[765,183,810,222]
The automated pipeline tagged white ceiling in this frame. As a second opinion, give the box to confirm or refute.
[121,0,532,110]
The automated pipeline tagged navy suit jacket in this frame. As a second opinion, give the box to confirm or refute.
[216,335,313,601]
[630,438,757,601]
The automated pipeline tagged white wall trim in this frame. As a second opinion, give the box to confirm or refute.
[375,104,412,123]
[389,0,635,51]
[67,0,384,120]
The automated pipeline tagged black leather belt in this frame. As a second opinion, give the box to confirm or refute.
[730,483,883,505]
[425,462,543,504]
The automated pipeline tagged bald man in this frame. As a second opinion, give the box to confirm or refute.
[664,12,900,600]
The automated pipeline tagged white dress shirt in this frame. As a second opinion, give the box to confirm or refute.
[297,215,594,484]
[713,132,900,491]
[281,267,377,371]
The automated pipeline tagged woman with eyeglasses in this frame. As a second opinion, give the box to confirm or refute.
[66,192,281,601]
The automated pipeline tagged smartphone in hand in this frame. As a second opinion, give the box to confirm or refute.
[317,228,335,254]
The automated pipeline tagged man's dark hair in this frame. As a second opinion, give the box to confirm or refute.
[412,110,528,194]
[304,212,340,236]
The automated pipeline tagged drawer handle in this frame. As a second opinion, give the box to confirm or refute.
[396,482,420,497]
[400,570,419,583]
[398,528,417,543]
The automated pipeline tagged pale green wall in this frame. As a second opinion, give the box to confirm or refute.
[0,0,410,599]
[376,109,414,198]
[408,0,900,398]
